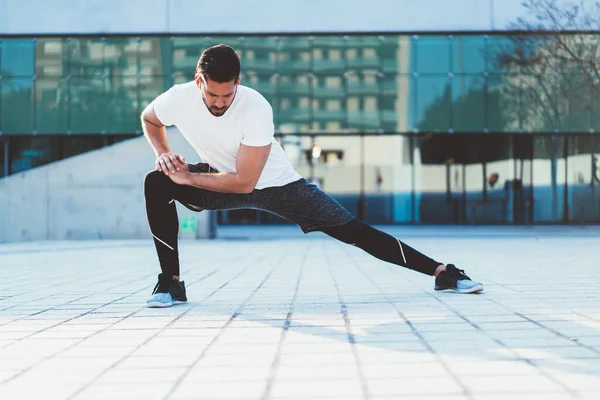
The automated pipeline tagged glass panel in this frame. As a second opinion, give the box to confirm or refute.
[1,38,35,77]
[380,35,409,74]
[275,37,311,133]
[481,136,516,223]
[345,37,380,73]
[243,72,276,104]
[276,74,310,133]
[173,36,244,81]
[36,38,66,76]
[35,76,68,133]
[140,37,171,76]
[521,74,559,132]
[514,135,534,224]
[415,35,450,74]
[312,73,345,133]
[312,36,344,75]
[10,137,60,174]
[105,37,138,76]
[68,37,105,77]
[239,36,278,75]
[486,35,517,74]
[533,135,566,222]
[415,75,451,132]
[70,76,106,133]
[594,89,600,133]
[417,134,456,223]
[556,34,589,73]
[380,74,408,132]
[567,135,600,222]
[452,74,484,132]
[346,71,380,131]
[363,136,413,223]
[563,74,591,132]
[0,138,5,177]
[486,73,517,132]
[418,133,513,223]
[453,35,485,74]
[206,37,241,50]
[276,37,311,75]
[1,76,34,133]
[106,75,138,133]
[172,37,203,82]
[591,135,600,221]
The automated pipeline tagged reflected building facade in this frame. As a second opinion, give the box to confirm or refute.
[1,34,599,224]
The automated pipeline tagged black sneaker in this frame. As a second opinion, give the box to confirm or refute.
[146,273,187,308]
[434,264,484,294]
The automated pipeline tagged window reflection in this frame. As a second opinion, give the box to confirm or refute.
[0,33,599,225]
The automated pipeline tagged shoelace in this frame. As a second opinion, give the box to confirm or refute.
[447,264,471,280]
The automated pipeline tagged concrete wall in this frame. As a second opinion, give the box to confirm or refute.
[0,128,215,242]
[0,0,529,35]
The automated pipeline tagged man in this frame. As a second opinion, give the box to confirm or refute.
[142,44,483,308]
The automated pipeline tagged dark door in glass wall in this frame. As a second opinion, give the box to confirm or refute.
[566,135,600,223]
[417,133,533,224]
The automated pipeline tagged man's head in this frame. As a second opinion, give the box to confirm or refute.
[195,44,241,116]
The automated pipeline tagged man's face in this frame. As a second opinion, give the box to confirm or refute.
[196,75,239,116]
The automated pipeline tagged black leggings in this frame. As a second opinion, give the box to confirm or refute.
[320,219,441,276]
[145,168,442,277]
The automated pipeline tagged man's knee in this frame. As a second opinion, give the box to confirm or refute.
[144,170,171,197]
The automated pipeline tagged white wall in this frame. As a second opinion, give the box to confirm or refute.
[0,0,530,35]
[0,128,215,242]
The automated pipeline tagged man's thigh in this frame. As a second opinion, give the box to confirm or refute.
[252,179,355,233]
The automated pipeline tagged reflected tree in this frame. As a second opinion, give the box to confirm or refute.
[495,0,600,220]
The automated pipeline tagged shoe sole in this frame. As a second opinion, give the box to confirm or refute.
[434,285,484,294]
[146,300,187,308]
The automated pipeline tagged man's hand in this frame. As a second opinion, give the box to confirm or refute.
[156,152,186,176]
[167,159,190,185]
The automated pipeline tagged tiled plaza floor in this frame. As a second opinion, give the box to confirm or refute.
[1,225,600,400]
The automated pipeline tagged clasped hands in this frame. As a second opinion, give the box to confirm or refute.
[155,152,190,185]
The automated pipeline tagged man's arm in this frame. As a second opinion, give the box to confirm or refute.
[141,103,185,174]
[174,144,271,194]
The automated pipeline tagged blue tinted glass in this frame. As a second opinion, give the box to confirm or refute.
[2,38,35,77]
[1,76,34,133]
[414,35,450,74]
[68,38,105,77]
[486,73,515,132]
[452,75,484,131]
[453,35,485,74]
[106,75,138,133]
[415,75,451,132]
[35,76,68,133]
[70,76,106,133]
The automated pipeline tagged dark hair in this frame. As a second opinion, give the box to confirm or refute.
[196,44,241,83]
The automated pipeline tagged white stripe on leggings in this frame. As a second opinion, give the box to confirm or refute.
[396,238,407,264]
[152,233,174,251]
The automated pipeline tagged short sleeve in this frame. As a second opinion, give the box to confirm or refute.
[152,86,179,126]
[241,104,275,147]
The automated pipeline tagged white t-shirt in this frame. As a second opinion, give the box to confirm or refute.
[153,82,302,189]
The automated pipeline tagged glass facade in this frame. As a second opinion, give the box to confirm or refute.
[1,34,600,224]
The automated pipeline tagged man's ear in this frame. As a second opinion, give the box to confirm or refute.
[195,74,202,87]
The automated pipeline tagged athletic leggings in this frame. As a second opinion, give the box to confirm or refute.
[144,167,442,278]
